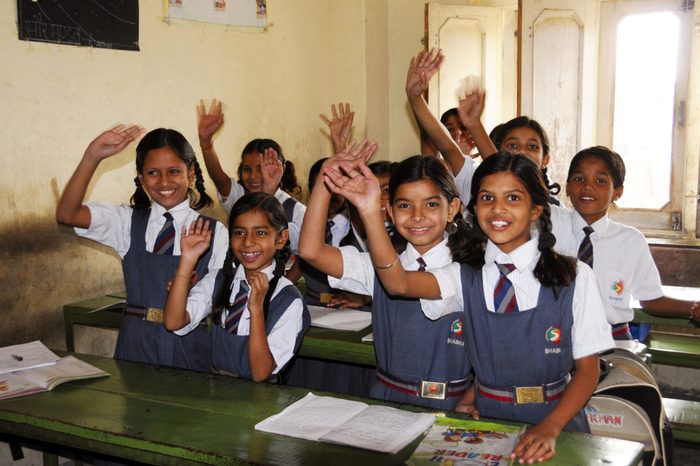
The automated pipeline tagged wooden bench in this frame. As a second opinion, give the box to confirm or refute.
[664,398,700,444]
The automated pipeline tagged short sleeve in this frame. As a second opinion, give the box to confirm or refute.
[218,178,245,213]
[327,246,375,295]
[74,202,133,258]
[571,262,615,359]
[419,262,464,320]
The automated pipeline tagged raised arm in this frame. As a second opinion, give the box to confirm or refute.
[298,141,375,279]
[457,90,497,158]
[246,272,276,382]
[260,147,284,195]
[323,162,442,299]
[164,219,212,331]
[406,48,465,175]
[197,99,232,196]
[319,102,355,154]
[56,124,143,228]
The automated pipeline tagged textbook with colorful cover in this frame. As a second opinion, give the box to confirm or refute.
[0,341,109,400]
[407,416,525,466]
[255,392,435,454]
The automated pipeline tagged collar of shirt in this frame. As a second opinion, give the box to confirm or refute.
[329,210,350,242]
[274,187,291,204]
[150,199,191,226]
[484,236,540,273]
[401,232,451,270]
[572,210,610,240]
[230,261,276,300]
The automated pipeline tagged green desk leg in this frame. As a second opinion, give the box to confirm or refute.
[63,296,125,352]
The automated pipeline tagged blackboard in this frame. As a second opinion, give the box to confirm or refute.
[17,0,139,51]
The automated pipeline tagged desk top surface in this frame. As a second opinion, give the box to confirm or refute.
[0,354,643,466]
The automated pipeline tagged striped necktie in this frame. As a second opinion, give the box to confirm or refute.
[494,263,518,313]
[225,280,249,334]
[153,212,175,255]
[577,226,594,268]
[325,219,335,245]
[416,257,427,272]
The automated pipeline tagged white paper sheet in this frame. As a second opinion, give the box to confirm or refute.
[0,341,60,374]
[308,306,372,331]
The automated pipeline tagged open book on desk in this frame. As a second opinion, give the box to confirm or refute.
[0,341,109,400]
[255,392,434,454]
[308,305,372,331]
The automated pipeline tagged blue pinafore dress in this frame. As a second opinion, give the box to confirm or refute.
[460,264,589,432]
[114,208,216,372]
[211,283,310,379]
[371,279,470,410]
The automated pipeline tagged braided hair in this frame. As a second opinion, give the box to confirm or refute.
[131,128,213,210]
[464,152,576,295]
[213,192,291,322]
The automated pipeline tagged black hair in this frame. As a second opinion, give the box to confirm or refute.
[307,157,327,192]
[491,116,561,197]
[464,152,576,294]
[213,192,291,320]
[368,160,397,177]
[567,146,626,189]
[439,108,460,126]
[237,139,302,196]
[387,155,471,262]
[131,128,213,210]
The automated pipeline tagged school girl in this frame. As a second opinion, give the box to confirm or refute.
[165,192,310,381]
[56,126,228,371]
[565,146,700,338]
[299,141,472,410]
[406,49,495,207]
[324,152,614,463]
[197,99,306,252]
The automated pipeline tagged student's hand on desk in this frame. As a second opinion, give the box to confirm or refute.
[247,272,270,315]
[85,124,144,161]
[320,102,355,153]
[406,48,443,99]
[197,99,224,147]
[690,301,699,321]
[511,420,559,464]
[328,292,371,309]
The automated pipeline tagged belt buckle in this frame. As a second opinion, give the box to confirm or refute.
[514,386,545,404]
[420,381,446,400]
[145,307,164,323]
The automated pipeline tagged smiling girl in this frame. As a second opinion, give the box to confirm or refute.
[325,152,613,463]
[165,192,310,381]
[299,141,472,410]
[56,126,228,371]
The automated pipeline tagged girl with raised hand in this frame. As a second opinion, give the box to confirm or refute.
[197,99,305,252]
[56,126,228,371]
[299,140,471,410]
[166,192,310,381]
[324,152,613,463]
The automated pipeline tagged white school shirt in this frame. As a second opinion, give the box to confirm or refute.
[454,157,479,207]
[420,237,614,359]
[328,233,453,295]
[566,212,664,324]
[222,262,304,374]
[328,210,351,247]
[219,180,307,254]
[75,199,229,336]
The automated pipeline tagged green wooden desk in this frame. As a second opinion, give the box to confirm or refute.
[64,295,377,366]
[0,354,644,465]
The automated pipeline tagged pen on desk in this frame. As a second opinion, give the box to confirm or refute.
[11,354,23,361]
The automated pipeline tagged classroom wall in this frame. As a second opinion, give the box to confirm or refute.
[0,0,374,348]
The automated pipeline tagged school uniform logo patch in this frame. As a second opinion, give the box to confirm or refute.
[611,280,625,296]
[544,324,562,354]
[451,319,463,336]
